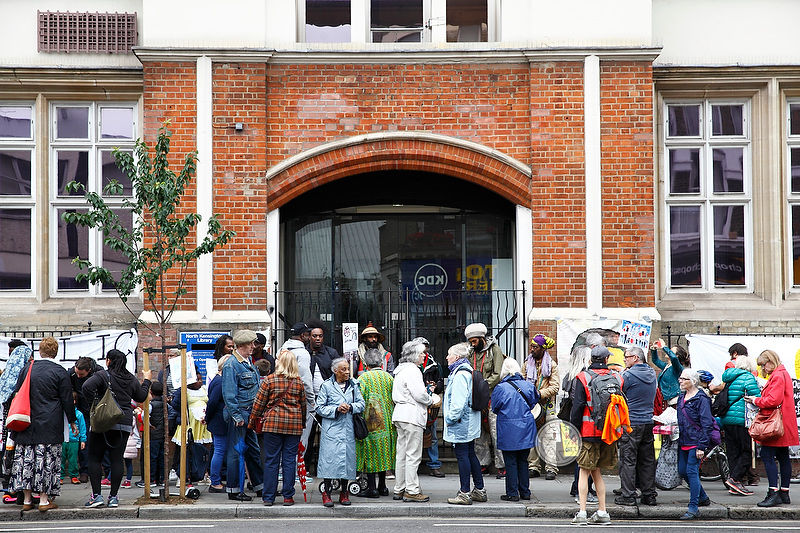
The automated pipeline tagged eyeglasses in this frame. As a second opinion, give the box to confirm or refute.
[678,377,690,381]
[624,354,637,359]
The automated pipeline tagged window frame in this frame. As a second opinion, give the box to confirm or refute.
[662,98,753,293]
[0,103,37,295]
[48,101,137,297]
[787,98,800,290]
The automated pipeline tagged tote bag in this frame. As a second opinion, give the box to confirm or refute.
[655,437,681,490]
[6,362,33,432]
[90,371,124,433]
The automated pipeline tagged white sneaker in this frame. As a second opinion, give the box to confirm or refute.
[587,493,599,504]
[588,511,611,525]
[571,511,588,525]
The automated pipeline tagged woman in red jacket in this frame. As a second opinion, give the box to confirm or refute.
[744,349,799,507]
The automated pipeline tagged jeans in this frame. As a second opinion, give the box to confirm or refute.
[474,410,504,469]
[760,445,791,489]
[724,424,752,482]
[618,423,656,499]
[394,421,424,495]
[150,440,165,484]
[226,419,263,494]
[678,448,708,513]
[261,432,299,502]
[210,432,228,486]
[502,449,530,498]
[454,440,484,493]
[425,419,441,470]
[125,458,133,480]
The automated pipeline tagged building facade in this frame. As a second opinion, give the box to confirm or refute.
[1,0,799,363]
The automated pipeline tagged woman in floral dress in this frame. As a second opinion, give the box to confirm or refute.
[355,349,396,498]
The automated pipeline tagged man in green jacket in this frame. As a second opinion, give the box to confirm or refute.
[465,323,506,476]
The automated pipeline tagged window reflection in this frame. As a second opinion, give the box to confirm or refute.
[306,0,351,42]
[102,209,134,291]
[446,0,487,42]
[56,107,89,139]
[791,104,800,136]
[670,206,701,287]
[712,148,744,193]
[793,206,800,286]
[669,148,700,194]
[100,108,133,139]
[101,150,132,196]
[371,0,423,43]
[56,151,89,196]
[713,205,745,286]
[667,105,700,137]
[0,150,32,196]
[0,107,32,139]
[711,105,743,136]
[0,209,31,290]
[56,209,89,290]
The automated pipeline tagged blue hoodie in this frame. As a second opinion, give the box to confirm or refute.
[622,363,657,425]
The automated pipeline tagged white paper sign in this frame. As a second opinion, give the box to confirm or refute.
[204,358,219,387]
[169,353,197,389]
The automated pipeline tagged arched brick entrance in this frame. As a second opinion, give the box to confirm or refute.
[266,132,531,208]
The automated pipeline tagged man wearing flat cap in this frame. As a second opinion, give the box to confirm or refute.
[222,329,264,501]
[464,322,506,476]
[280,322,315,449]
[355,322,394,377]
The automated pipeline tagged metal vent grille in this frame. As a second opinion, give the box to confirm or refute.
[38,11,137,54]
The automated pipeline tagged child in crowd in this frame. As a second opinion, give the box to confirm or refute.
[61,393,87,484]
[122,403,143,488]
[142,381,166,488]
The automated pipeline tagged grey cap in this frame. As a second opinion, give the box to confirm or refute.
[590,346,611,362]
[233,329,257,346]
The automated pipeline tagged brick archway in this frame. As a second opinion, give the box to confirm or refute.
[266,132,531,208]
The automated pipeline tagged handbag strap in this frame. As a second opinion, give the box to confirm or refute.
[508,380,534,411]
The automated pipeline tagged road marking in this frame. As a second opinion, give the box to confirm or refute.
[434,524,800,530]
[0,526,214,532]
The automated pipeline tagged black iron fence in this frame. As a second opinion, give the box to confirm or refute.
[272,282,527,371]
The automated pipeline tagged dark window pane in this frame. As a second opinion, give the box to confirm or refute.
[792,148,800,193]
[0,107,32,138]
[101,150,132,196]
[0,150,32,196]
[55,106,89,139]
[371,0,423,42]
[667,105,700,137]
[711,104,743,136]
[306,0,351,43]
[670,206,701,287]
[446,0,487,42]
[0,209,31,290]
[56,209,89,290]
[102,209,134,292]
[712,148,744,193]
[100,107,133,139]
[713,205,745,286]
[791,104,800,136]
[793,205,800,286]
[669,148,700,194]
[56,151,89,197]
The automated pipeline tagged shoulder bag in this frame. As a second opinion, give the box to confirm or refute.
[90,371,125,433]
[6,361,33,432]
[350,383,368,440]
[749,404,784,442]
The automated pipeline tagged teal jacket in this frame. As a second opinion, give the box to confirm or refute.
[719,367,760,427]
[650,346,683,401]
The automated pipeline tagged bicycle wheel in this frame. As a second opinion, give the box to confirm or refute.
[698,449,727,482]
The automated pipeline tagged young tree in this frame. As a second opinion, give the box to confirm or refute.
[63,121,234,497]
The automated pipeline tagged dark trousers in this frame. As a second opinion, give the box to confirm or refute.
[88,430,129,497]
[760,445,791,489]
[261,432,299,502]
[724,424,752,482]
[226,419,263,494]
[150,439,165,484]
[618,423,656,499]
[502,449,530,498]
[454,440,484,494]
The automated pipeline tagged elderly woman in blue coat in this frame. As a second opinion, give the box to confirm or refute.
[491,358,539,501]
[444,342,485,505]
[316,357,365,508]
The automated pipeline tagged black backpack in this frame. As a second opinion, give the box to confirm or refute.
[585,370,625,430]
[711,381,744,418]
[458,367,491,411]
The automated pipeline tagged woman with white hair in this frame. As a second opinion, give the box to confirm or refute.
[490,358,539,501]
[391,341,434,502]
[676,368,713,520]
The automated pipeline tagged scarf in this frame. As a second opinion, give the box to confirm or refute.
[0,345,33,404]
[526,351,553,385]
[448,358,469,373]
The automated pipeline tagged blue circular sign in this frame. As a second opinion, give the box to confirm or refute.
[413,263,448,297]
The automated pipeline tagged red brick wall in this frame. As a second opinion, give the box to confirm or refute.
[142,62,198,311]
[600,61,655,308]
[211,63,268,310]
[264,63,532,166]
[529,62,587,307]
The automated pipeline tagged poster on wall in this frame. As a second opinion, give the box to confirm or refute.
[179,331,229,383]
[342,322,358,369]
[619,321,653,351]
[0,329,138,373]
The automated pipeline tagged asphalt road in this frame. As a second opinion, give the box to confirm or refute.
[1,518,800,533]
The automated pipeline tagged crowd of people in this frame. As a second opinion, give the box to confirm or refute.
[0,325,797,523]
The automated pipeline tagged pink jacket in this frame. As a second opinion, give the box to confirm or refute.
[753,365,799,447]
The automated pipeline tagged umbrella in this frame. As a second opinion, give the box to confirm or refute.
[234,432,246,494]
[297,442,308,502]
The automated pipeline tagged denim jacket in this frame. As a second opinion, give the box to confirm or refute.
[221,350,260,424]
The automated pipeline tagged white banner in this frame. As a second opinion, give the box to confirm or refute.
[685,334,800,384]
[556,318,653,363]
[0,329,138,373]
